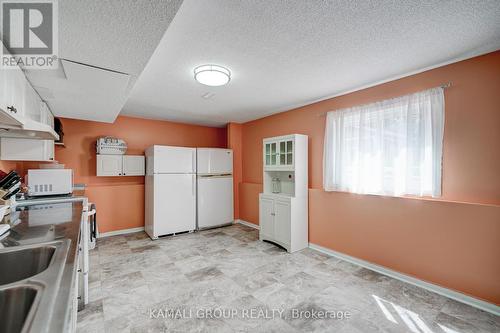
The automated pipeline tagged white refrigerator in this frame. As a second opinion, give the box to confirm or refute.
[197,148,234,230]
[145,145,197,239]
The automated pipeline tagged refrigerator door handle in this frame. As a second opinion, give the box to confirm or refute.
[199,174,232,178]
[192,175,196,196]
[192,150,196,173]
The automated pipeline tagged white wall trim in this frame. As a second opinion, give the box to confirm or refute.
[236,219,260,230]
[99,227,145,238]
[309,243,500,316]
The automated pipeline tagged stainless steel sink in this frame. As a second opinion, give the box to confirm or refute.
[0,286,40,333]
[0,246,55,285]
[0,240,70,333]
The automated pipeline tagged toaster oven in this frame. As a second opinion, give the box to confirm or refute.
[27,169,73,196]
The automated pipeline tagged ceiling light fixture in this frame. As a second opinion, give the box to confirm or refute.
[194,65,231,86]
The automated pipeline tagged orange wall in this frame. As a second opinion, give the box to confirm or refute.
[37,116,226,232]
[0,161,23,175]
[227,123,243,219]
[238,51,500,304]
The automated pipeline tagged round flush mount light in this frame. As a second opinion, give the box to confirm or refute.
[194,64,231,86]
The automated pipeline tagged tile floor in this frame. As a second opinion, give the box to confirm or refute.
[77,224,499,333]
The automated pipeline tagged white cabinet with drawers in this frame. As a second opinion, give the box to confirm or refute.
[97,155,145,176]
[259,134,308,252]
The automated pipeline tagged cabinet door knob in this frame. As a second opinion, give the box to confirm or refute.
[271,213,275,216]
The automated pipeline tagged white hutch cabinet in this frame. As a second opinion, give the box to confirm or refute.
[259,134,308,252]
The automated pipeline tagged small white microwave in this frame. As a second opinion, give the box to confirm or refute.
[27,169,73,196]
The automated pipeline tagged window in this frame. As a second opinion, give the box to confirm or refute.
[323,87,445,197]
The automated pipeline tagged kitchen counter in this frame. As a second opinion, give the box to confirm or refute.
[0,196,87,333]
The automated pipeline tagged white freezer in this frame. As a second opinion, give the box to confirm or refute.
[145,174,196,238]
[197,148,233,175]
[146,145,196,175]
[197,175,234,229]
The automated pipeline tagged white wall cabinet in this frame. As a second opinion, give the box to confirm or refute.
[0,41,58,139]
[23,82,42,122]
[0,138,54,161]
[122,155,146,176]
[97,155,122,176]
[97,155,145,176]
[259,134,308,252]
[0,96,57,160]
[0,62,25,126]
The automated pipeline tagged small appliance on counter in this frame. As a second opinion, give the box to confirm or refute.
[96,136,127,155]
[27,169,73,197]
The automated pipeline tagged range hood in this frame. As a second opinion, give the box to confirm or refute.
[0,120,59,140]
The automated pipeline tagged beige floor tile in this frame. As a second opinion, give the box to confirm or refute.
[75,227,498,333]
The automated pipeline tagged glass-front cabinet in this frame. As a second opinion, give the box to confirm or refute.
[265,141,277,166]
[264,136,294,169]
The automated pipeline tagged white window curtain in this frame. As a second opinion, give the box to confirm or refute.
[323,87,445,197]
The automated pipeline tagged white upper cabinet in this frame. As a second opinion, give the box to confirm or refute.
[97,155,145,177]
[23,82,41,122]
[97,155,123,176]
[0,62,25,126]
[264,136,294,170]
[0,41,58,140]
[40,102,54,127]
[0,138,54,161]
[122,155,146,176]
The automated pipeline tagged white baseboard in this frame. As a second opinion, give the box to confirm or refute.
[99,227,145,238]
[235,219,260,230]
[309,243,500,316]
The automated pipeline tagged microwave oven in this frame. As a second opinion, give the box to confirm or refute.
[27,169,73,196]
